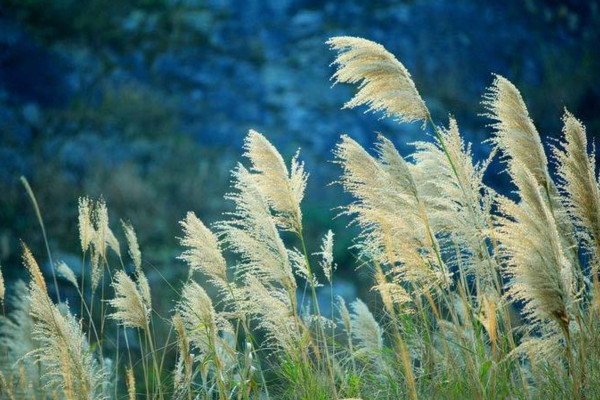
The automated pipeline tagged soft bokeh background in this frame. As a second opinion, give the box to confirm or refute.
[1,0,599,309]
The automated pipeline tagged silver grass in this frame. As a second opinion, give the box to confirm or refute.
[328,36,430,125]
[483,74,551,190]
[484,75,578,282]
[56,262,78,289]
[177,281,219,355]
[241,276,299,352]
[553,110,600,257]
[172,313,192,400]
[0,280,48,398]
[334,134,449,292]
[243,129,307,233]
[92,199,109,260]
[350,299,383,362]
[288,247,321,287]
[315,230,335,283]
[90,199,108,292]
[217,164,295,291]
[178,211,227,284]
[511,318,580,364]
[336,296,352,336]
[121,220,142,273]
[135,271,152,311]
[24,245,104,399]
[90,250,101,293]
[497,169,576,333]
[412,118,498,287]
[109,270,150,330]
[78,197,94,253]
[372,280,413,313]
[105,228,121,259]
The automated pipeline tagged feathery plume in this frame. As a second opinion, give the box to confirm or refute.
[337,296,352,336]
[109,270,149,330]
[105,229,121,259]
[497,169,576,332]
[0,281,46,398]
[135,271,152,311]
[177,281,218,354]
[553,110,600,255]
[56,262,78,289]
[288,248,320,287]
[334,135,449,291]
[77,197,94,253]
[22,244,47,295]
[243,129,307,233]
[25,247,103,398]
[328,36,430,125]
[217,165,295,291]
[90,250,101,293]
[484,75,577,271]
[483,74,550,188]
[172,313,192,399]
[92,199,109,260]
[121,221,142,273]
[350,299,383,360]
[241,276,299,352]
[315,230,335,283]
[412,118,498,286]
[178,212,227,283]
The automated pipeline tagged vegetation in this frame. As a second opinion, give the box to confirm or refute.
[1,36,599,399]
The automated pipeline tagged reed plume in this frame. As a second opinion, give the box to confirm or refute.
[243,129,307,233]
[0,281,47,398]
[56,262,79,289]
[412,117,498,289]
[327,36,430,125]
[178,211,227,285]
[496,170,576,339]
[172,313,193,399]
[350,299,383,363]
[176,281,221,355]
[241,275,300,352]
[23,245,104,399]
[108,270,150,330]
[122,220,142,273]
[217,164,295,291]
[316,230,335,283]
[78,197,94,253]
[483,74,551,190]
[334,134,449,293]
[553,111,600,256]
[553,110,600,316]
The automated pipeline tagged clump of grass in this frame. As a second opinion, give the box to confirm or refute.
[0,35,598,399]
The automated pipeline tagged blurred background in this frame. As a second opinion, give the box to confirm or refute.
[1,0,599,311]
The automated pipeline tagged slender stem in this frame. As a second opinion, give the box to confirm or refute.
[137,329,150,399]
[21,176,61,303]
[145,318,164,399]
[298,229,338,399]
